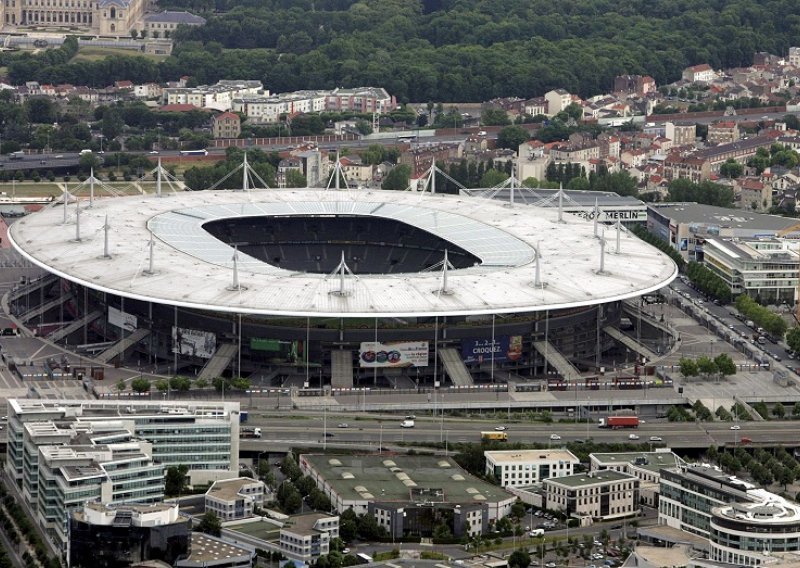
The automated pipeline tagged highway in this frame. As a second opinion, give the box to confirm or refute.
[239,413,795,451]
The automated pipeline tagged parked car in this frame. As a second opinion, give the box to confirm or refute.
[337,423,349,428]
[730,424,741,430]
[494,425,508,431]
[550,434,561,440]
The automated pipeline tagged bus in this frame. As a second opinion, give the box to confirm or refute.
[481,431,508,442]
[356,553,373,564]
[179,149,209,156]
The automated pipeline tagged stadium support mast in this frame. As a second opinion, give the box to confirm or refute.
[74,197,81,242]
[615,219,622,254]
[144,233,155,275]
[156,158,163,197]
[533,241,546,288]
[227,245,245,291]
[89,168,95,207]
[62,188,69,224]
[103,215,110,258]
[330,251,357,297]
[242,153,249,192]
[597,230,608,275]
[593,197,599,238]
[557,184,564,223]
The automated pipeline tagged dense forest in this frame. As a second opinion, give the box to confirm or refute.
[9,0,800,101]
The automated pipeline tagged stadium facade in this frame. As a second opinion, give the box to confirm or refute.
[7,188,676,388]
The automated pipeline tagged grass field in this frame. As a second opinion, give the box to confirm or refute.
[71,46,167,63]
[228,519,281,541]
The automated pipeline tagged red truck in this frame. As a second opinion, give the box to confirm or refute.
[598,416,639,429]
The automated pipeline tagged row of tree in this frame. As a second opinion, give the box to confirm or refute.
[735,294,788,338]
[685,261,733,304]
[678,354,737,383]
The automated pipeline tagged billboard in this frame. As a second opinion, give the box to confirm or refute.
[250,338,306,364]
[172,327,216,359]
[461,336,523,365]
[359,341,429,368]
[108,306,137,331]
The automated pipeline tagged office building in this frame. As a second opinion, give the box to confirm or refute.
[69,502,189,568]
[175,533,255,568]
[279,513,339,563]
[205,477,266,521]
[590,450,682,506]
[1,0,145,35]
[299,454,515,538]
[544,470,640,522]
[484,449,579,488]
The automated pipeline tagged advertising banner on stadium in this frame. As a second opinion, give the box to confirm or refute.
[461,336,523,364]
[172,327,216,359]
[108,306,137,331]
[359,341,429,368]
[250,338,306,364]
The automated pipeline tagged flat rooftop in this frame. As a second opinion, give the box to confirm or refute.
[546,469,636,488]
[485,449,579,465]
[282,512,334,535]
[648,203,798,232]
[301,454,514,505]
[184,533,253,565]
[591,451,681,474]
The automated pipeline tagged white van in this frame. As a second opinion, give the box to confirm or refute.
[79,149,92,155]
[401,419,415,428]
[529,529,544,537]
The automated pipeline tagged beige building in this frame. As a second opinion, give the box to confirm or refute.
[665,122,696,146]
[589,450,682,507]
[142,10,205,37]
[544,470,639,522]
[708,121,740,145]
[2,0,146,35]
[204,477,266,521]
[212,112,241,139]
[485,449,579,488]
[544,89,571,116]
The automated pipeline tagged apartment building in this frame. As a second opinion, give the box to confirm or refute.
[232,91,327,123]
[544,89,572,116]
[205,477,266,521]
[324,87,396,114]
[707,121,740,145]
[682,63,716,83]
[163,80,265,112]
[485,449,579,488]
[212,112,241,139]
[664,122,697,146]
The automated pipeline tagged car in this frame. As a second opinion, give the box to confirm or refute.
[550,434,561,440]
[649,436,663,441]
[405,415,416,420]
[731,425,741,430]
[728,324,735,329]
[494,425,508,431]
[593,540,603,547]
[546,563,557,568]
[149,150,159,154]
[342,548,350,554]
[337,423,349,428]
[589,564,597,568]
[324,432,334,437]
[55,155,63,159]
[628,434,640,440]
[477,130,487,136]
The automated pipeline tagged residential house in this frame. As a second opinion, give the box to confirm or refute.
[682,63,716,83]
[544,89,572,116]
[212,112,241,139]
[523,97,547,117]
[613,75,656,96]
[339,156,373,184]
[736,177,771,211]
[277,158,303,188]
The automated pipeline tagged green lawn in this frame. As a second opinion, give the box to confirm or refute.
[228,520,281,541]
[71,46,167,63]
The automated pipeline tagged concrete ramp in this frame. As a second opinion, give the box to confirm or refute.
[95,328,150,363]
[603,326,659,362]
[532,341,581,380]
[331,350,353,388]
[197,343,238,381]
[48,310,102,342]
[8,275,57,302]
[438,347,474,386]
[20,293,72,323]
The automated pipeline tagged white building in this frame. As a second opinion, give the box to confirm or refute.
[589,450,682,506]
[544,89,572,116]
[205,477,266,521]
[163,80,265,112]
[232,90,327,124]
[485,449,579,488]
[544,470,640,522]
[279,513,339,563]
[682,64,717,83]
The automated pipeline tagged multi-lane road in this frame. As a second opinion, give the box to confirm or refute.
[238,413,790,452]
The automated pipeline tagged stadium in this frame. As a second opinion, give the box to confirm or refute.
[6,186,676,390]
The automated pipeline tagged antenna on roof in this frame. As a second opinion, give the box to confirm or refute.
[329,250,357,297]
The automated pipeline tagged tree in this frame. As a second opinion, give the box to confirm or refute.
[719,158,743,179]
[511,501,527,519]
[509,549,531,568]
[155,379,169,392]
[773,403,786,419]
[496,125,529,150]
[696,356,718,379]
[713,354,736,380]
[197,511,222,536]
[131,378,151,393]
[381,164,411,191]
[678,357,698,381]
[116,380,127,392]
[165,464,188,496]
[481,108,511,126]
